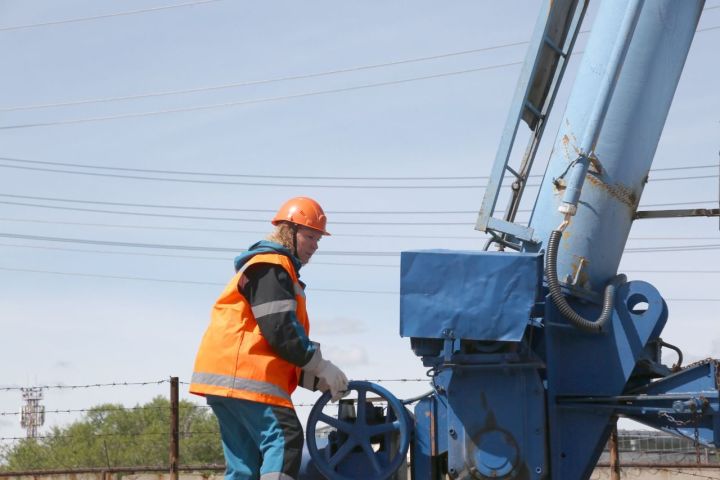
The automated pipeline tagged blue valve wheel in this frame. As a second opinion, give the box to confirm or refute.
[306,381,411,480]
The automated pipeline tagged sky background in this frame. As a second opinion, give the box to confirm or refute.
[0,0,719,450]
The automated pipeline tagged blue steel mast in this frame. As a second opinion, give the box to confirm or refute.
[301,1,720,479]
[399,0,719,478]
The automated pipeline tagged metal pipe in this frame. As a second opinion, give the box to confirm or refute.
[560,0,645,215]
[526,0,705,292]
[546,229,625,332]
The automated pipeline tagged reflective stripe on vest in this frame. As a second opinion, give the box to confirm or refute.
[252,299,297,319]
[191,372,291,403]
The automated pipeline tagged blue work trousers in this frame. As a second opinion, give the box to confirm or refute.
[207,395,303,480]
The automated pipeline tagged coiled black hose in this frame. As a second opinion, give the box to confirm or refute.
[545,229,627,333]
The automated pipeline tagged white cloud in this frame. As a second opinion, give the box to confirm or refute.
[311,317,367,335]
[322,345,368,367]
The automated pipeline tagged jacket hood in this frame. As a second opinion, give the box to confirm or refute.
[233,240,302,274]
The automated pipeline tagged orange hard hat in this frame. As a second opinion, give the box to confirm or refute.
[272,196,331,235]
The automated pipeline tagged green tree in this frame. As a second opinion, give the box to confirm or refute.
[0,396,223,470]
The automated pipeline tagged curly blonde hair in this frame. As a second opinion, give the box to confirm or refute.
[266,222,295,250]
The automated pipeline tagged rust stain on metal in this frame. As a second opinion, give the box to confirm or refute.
[561,131,580,161]
[588,155,602,175]
[585,174,638,209]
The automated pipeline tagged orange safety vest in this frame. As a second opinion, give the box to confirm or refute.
[189,253,309,409]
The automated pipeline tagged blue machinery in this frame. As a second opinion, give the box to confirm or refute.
[300,1,720,478]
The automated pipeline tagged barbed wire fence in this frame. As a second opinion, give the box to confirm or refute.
[0,376,431,476]
[0,377,718,477]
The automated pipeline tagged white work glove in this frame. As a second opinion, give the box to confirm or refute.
[314,359,348,402]
[301,345,349,402]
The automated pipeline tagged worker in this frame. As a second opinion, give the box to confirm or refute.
[189,196,348,480]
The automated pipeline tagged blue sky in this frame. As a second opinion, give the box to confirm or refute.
[0,0,719,444]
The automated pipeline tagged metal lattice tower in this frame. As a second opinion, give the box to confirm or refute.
[20,387,45,438]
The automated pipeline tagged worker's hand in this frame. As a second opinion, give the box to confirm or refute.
[302,346,349,402]
[315,359,349,402]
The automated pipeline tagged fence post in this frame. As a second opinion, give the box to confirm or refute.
[609,420,620,480]
[170,376,179,480]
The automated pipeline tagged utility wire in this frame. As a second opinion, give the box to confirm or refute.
[0,192,714,215]
[0,62,524,130]
[0,243,400,267]
[1,12,717,112]
[3,232,720,256]
[2,214,712,241]
[0,233,399,256]
[0,25,716,130]
[0,0,222,32]
[0,217,484,239]
[0,198,716,223]
[0,156,714,181]
[1,266,720,300]
[0,156,496,180]
[0,45,529,113]
[0,22,716,129]
[4,243,720,271]
[0,200,481,224]
[0,162,716,188]
[0,163,492,188]
[0,192,477,213]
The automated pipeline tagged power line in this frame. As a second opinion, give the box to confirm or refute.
[626,269,720,274]
[1,198,717,224]
[0,232,399,256]
[0,156,715,181]
[1,13,717,112]
[0,164,490,188]
[647,175,720,183]
[0,266,222,287]
[625,244,720,253]
[0,242,400,268]
[1,266,720,300]
[5,242,720,270]
[0,62,524,130]
[0,45,529,113]
[0,156,494,180]
[0,20,715,129]
[0,217,485,239]
[0,0,222,32]
[0,200,481,224]
[0,161,716,188]
[0,192,714,215]
[3,232,720,256]
[0,192,476,213]
[0,267,395,293]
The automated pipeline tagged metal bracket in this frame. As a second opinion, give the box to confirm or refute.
[634,208,720,220]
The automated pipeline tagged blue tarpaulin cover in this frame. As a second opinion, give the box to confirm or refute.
[400,250,542,341]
